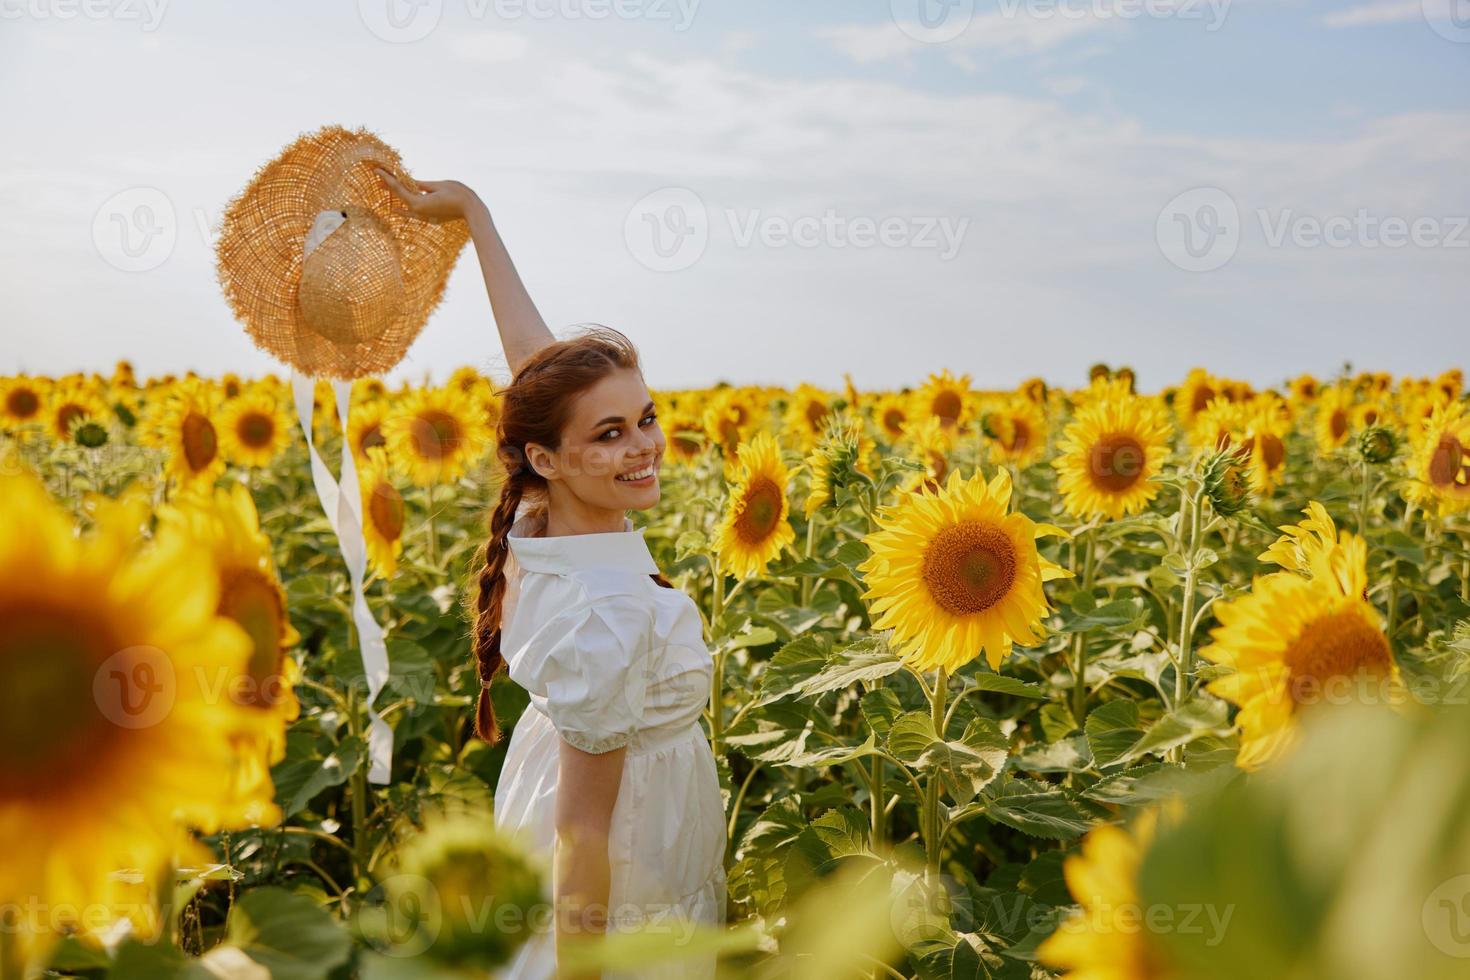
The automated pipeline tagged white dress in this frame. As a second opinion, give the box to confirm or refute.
[490,508,727,980]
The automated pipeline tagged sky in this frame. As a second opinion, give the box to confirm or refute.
[1,0,1466,392]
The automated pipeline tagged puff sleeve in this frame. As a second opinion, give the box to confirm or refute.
[508,594,657,754]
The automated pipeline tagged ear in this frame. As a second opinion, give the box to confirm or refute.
[524,442,559,482]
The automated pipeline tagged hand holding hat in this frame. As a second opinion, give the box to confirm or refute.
[373,169,484,225]
[216,125,470,381]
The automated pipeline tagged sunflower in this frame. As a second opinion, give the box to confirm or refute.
[1353,398,1392,432]
[782,383,833,452]
[1201,510,1398,770]
[0,375,48,434]
[1407,400,1470,516]
[715,431,796,578]
[143,378,226,489]
[1288,374,1319,403]
[915,369,971,431]
[873,392,912,442]
[1053,389,1173,521]
[1242,400,1290,496]
[803,414,871,518]
[348,396,392,465]
[1258,501,1341,574]
[663,404,707,465]
[703,387,757,454]
[983,397,1048,469]
[1176,368,1222,427]
[217,385,293,469]
[0,470,254,960]
[1187,396,1245,453]
[44,376,109,443]
[1038,810,1176,980]
[859,467,1069,672]
[900,415,956,495]
[157,485,299,829]
[383,384,491,486]
[361,446,406,579]
[1313,386,1354,454]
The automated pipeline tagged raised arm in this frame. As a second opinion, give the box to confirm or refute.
[375,169,555,376]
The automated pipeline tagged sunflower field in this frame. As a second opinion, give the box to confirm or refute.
[3,361,1470,980]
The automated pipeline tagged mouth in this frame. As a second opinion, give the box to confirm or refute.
[615,459,659,485]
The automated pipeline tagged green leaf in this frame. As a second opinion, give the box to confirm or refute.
[1084,700,1144,767]
[1116,697,1231,764]
[225,887,353,980]
[1056,597,1150,633]
[792,806,874,872]
[962,669,1047,700]
[982,780,1091,839]
[1014,735,1092,773]
[756,634,832,705]
[271,736,365,818]
[861,687,904,737]
[793,635,904,699]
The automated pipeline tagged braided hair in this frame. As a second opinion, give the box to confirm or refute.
[470,326,672,744]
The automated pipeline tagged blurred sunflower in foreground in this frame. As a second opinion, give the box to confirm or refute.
[1039,809,1178,980]
[1202,502,1401,770]
[860,467,1069,672]
[0,470,256,963]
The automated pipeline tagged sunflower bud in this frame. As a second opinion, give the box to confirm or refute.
[1202,447,1252,518]
[75,421,109,449]
[363,810,543,970]
[1358,426,1397,465]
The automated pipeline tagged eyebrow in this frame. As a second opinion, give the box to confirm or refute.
[593,401,656,428]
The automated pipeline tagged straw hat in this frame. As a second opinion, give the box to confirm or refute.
[216,125,468,380]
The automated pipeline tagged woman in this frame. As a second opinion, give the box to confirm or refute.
[378,170,726,979]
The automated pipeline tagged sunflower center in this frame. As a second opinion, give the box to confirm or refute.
[0,603,116,797]
[883,408,906,435]
[804,400,828,432]
[368,480,406,542]
[1191,385,1215,414]
[920,522,1018,615]
[358,423,386,456]
[734,477,782,544]
[237,411,276,450]
[1005,420,1031,452]
[181,411,218,472]
[1087,433,1146,493]
[932,391,962,426]
[55,402,86,437]
[1329,409,1348,441]
[7,387,40,418]
[218,570,289,710]
[1283,609,1393,706]
[1256,433,1285,471]
[1428,434,1465,489]
[409,409,464,462]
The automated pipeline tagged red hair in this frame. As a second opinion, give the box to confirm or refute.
[470,326,672,744]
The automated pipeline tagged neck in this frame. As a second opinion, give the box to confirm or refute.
[542,484,627,536]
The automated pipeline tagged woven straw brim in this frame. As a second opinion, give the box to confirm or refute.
[215,125,469,380]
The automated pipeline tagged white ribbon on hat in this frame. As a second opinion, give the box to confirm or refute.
[288,210,393,784]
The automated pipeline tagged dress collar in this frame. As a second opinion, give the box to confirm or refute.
[505,510,659,576]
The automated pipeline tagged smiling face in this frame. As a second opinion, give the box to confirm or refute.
[525,367,665,527]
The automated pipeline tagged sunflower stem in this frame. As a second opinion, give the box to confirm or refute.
[1386,502,1416,637]
[1070,528,1098,725]
[1173,484,1205,712]
[423,482,437,567]
[924,667,949,876]
[708,554,727,763]
[799,512,819,607]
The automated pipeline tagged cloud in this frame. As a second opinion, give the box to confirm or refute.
[1321,0,1424,27]
[447,31,531,62]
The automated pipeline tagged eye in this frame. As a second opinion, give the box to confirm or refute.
[640,411,658,427]
[599,427,622,442]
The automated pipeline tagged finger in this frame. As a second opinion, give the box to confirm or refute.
[374,167,415,199]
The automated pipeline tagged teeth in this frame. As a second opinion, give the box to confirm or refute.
[617,464,656,482]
